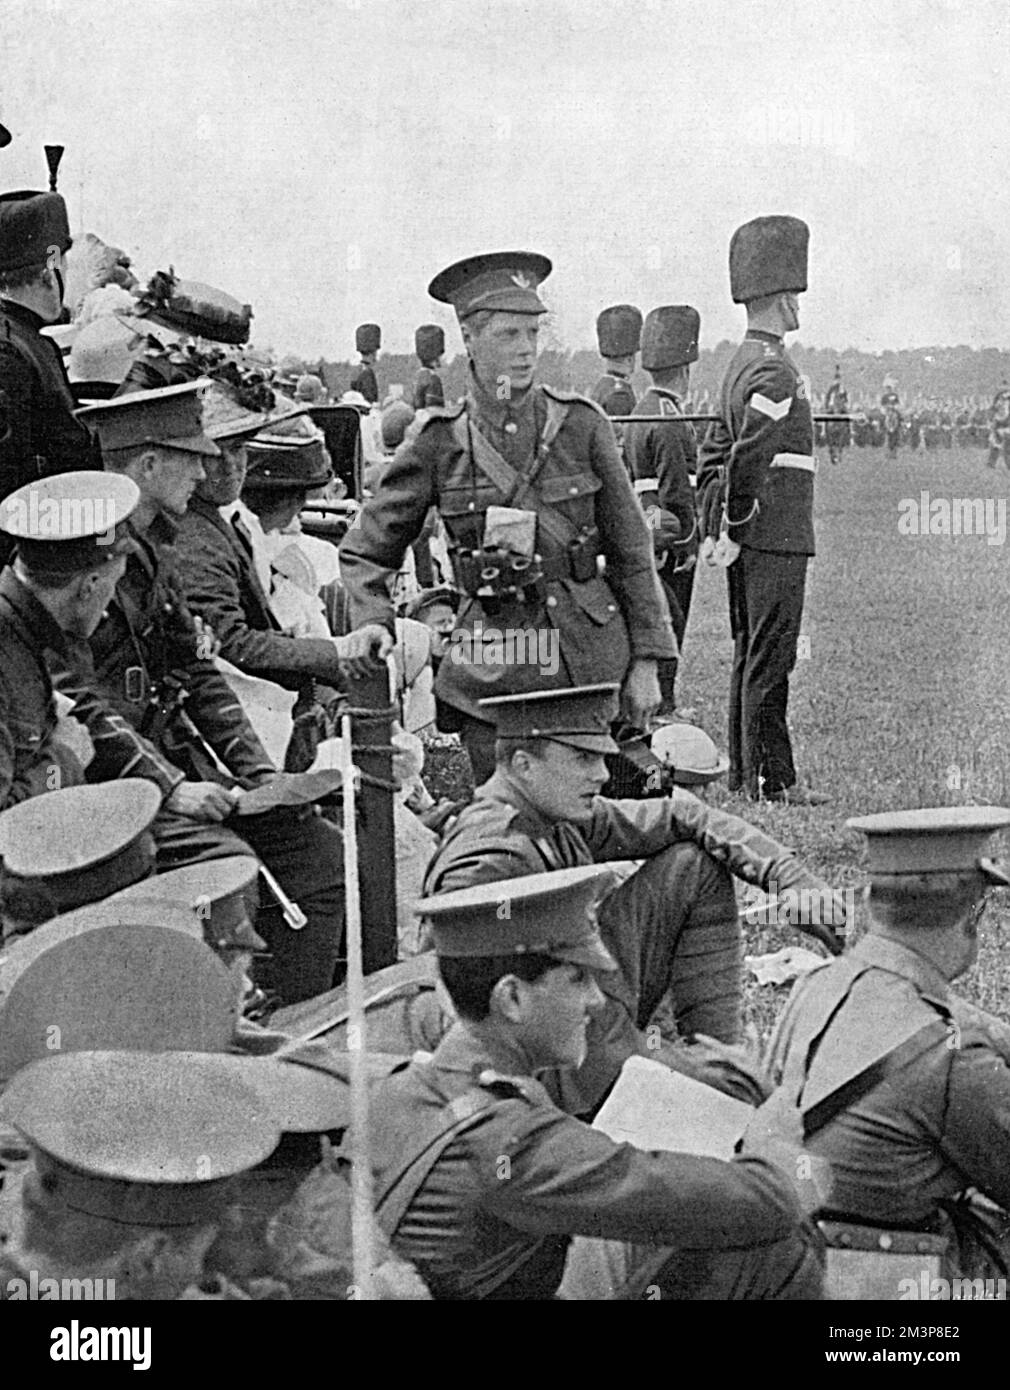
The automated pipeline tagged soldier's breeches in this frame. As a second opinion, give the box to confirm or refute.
[598,842,742,1043]
[727,549,808,796]
[545,844,741,1118]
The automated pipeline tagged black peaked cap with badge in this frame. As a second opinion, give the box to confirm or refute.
[416,863,618,969]
[428,251,552,319]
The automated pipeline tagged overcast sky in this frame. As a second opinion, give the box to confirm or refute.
[3,0,1008,357]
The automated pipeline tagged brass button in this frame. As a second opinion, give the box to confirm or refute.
[467,501,476,511]
[546,596,558,609]
[607,603,616,612]
[878,1234,893,1251]
[504,422,518,435]
[569,485,579,495]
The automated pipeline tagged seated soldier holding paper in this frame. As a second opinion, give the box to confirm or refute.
[368,866,824,1300]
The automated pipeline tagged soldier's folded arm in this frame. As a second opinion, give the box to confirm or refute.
[177,531,347,687]
[587,410,676,662]
[339,424,440,633]
[48,654,185,797]
[727,358,800,520]
[473,1104,804,1247]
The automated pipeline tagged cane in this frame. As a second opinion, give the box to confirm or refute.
[340,708,376,1299]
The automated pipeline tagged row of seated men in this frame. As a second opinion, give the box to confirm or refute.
[0,674,1008,1296]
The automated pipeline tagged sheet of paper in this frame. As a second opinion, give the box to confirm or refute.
[592,1054,752,1159]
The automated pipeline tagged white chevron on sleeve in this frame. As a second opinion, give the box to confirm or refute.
[749,391,792,421]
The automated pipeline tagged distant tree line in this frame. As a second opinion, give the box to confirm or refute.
[312,342,1010,408]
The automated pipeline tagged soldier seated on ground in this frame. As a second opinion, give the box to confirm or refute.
[424,682,846,1117]
[746,808,1010,1284]
[369,866,825,1301]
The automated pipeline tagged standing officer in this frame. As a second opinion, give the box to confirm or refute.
[368,865,824,1301]
[697,216,824,805]
[349,323,381,404]
[624,305,702,717]
[413,323,446,410]
[749,807,1010,1281]
[0,155,96,555]
[338,251,675,784]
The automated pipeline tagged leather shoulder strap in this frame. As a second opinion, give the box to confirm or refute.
[450,399,579,549]
[373,1085,497,1238]
[802,1017,951,1139]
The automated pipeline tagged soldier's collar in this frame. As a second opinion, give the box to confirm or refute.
[650,386,683,405]
[0,298,46,331]
[744,329,783,345]
[2,567,73,655]
[466,365,536,429]
[851,934,952,1008]
[431,1021,536,1082]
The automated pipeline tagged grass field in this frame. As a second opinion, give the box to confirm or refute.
[424,442,1010,1048]
[682,442,1010,1043]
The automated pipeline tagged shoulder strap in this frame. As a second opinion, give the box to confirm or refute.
[802,1016,951,1139]
[450,397,579,549]
[776,956,953,1140]
[373,1085,497,1238]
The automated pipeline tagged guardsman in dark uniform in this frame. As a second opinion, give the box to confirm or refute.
[0,157,96,561]
[367,865,825,1300]
[422,681,844,1115]
[823,365,850,466]
[697,216,824,805]
[748,808,1010,1283]
[71,383,348,1006]
[338,252,674,784]
[624,305,701,716]
[881,379,902,459]
[413,323,446,410]
[349,323,380,404]
[590,303,643,452]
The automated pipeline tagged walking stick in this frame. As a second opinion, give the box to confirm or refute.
[340,709,375,1300]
